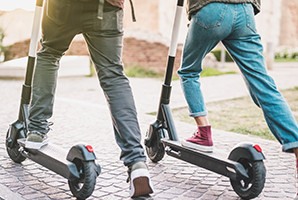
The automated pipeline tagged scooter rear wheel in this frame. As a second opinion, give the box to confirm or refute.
[68,160,97,200]
[230,159,266,199]
[6,129,26,163]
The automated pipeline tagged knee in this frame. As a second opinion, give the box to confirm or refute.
[178,65,202,81]
[37,45,64,61]
[99,71,130,90]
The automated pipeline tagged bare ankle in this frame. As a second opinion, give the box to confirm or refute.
[293,148,298,159]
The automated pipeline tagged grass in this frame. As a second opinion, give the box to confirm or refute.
[124,65,236,79]
[201,67,236,77]
[88,64,166,78]
[124,65,164,78]
[172,87,298,141]
[89,62,237,79]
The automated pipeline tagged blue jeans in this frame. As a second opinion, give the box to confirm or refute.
[28,0,146,166]
[178,3,298,152]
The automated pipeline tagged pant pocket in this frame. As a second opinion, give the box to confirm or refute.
[45,0,71,25]
[244,3,257,33]
[195,3,227,29]
[101,9,124,32]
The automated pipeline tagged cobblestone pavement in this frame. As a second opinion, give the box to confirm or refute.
[0,69,297,200]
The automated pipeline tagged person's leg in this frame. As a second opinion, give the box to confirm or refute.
[194,116,209,126]
[178,3,233,152]
[82,5,152,196]
[224,4,298,196]
[222,3,298,154]
[26,0,79,149]
[83,11,146,168]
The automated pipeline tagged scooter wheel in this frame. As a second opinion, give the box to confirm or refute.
[6,129,26,163]
[146,141,165,163]
[68,160,97,200]
[145,127,166,163]
[230,159,266,199]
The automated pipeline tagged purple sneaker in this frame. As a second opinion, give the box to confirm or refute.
[181,125,213,152]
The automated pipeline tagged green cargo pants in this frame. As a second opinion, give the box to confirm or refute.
[28,0,146,166]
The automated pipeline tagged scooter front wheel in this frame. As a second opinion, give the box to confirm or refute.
[230,159,266,199]
[68,160,97,200]
[145,127,165,163]
[6,129,26,163]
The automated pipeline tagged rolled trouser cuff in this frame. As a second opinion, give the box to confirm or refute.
[189,111,208,118]
[282,141,298,153]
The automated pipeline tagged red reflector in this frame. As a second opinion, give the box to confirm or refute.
[254,145,262,152]
[86,145,94,153]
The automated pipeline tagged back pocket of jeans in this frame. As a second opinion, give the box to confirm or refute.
[244,3,257,33]
[195,3,227,29]
[46,0,70,25]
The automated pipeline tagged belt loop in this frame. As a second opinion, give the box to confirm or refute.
[97,0,104,20]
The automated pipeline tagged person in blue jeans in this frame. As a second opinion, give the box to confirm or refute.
[25,0,153,197]
[178,1,298,195]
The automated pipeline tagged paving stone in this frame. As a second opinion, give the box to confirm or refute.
[183,190,204,198]
[48,192,72,199]
[23,192,48,200]
[152,191,178,199]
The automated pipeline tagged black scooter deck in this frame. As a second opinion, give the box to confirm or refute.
[162,139,248,181]
[18,139,80,180]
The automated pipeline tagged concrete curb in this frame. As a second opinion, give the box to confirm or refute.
[0,55,91,78]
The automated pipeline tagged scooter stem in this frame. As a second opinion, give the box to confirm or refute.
[164,0,184,86]
[18,0,44,122]
[157,0,184,121]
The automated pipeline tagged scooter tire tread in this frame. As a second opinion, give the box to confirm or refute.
[146,141,165,163]
[230,160,266,199]
[68,161,97,200]
[6,146,26,163]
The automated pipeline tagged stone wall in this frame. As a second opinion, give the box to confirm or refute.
[255,0,282,51]
[4,38,182,74]
[279,0,298,46]
[123,0,298,49]
[1,0,297,52]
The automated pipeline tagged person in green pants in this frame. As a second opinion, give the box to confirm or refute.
[25,0,154,197]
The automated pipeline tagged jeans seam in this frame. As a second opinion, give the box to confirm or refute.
[231,4,237,33]
[261,103,283,144]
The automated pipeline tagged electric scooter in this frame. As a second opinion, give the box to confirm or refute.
[5,1,101,199]
[144,0,266,199]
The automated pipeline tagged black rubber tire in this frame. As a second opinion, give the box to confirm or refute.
[68,160,97,200]
[6,129,26,163]
[145,128,165,163]
[230,159,266,199]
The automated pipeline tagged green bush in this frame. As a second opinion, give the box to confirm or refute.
[0,27,7,62]
[274,46,298,61]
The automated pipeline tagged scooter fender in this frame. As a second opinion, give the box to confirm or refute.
[228,143,265,162]
[6,120,26,148]
[66,144,97,162]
